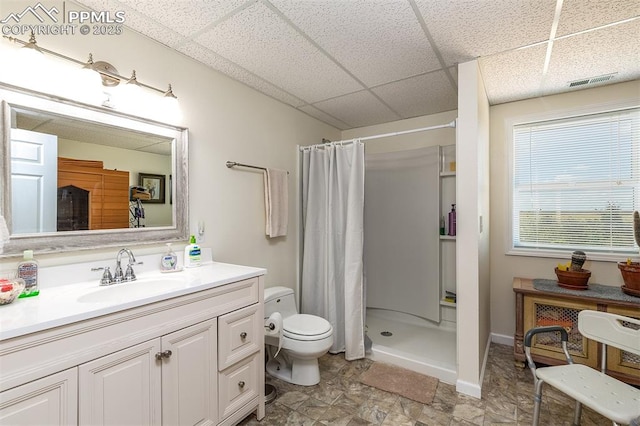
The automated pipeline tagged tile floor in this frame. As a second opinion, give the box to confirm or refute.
[239,343,610,425]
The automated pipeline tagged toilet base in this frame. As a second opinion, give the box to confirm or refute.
[266,356,321,386]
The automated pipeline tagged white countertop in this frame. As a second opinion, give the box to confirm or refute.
[0,261,266,341]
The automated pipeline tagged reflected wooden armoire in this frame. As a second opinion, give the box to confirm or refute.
[57,158,129,230]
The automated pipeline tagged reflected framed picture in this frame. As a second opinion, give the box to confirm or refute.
[139,173,165,204]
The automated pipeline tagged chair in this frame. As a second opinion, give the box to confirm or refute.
[524,310,640,426]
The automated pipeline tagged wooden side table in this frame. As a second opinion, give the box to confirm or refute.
[513,277,640,385]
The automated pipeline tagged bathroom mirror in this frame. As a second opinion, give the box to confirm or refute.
[0,84,189,256]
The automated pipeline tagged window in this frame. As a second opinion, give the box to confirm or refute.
[512,107,640,256]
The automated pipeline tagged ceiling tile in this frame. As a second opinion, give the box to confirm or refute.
[478,44,548,105]
[557,0,640,37]
[193,2,362,104]
[177,42,306,107]
[76,0,187,48]
[298,105,350,131]
[372,71,457,118]
[119,0,249,37]
[543,19,640,96]
[311,91,400,129]
[414,0,557,66]
[269,0,440,87]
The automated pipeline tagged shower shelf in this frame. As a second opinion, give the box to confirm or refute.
[440,235,456,240]
[440,171,456,177]
[440,300,456,308]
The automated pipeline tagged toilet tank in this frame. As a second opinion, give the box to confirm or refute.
[264,286,298,318]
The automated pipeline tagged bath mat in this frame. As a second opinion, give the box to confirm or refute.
[359,362,438,405]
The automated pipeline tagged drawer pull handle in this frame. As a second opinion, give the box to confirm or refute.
[238,381,245,388]
[240,332,248,339]
[155,350,172,360]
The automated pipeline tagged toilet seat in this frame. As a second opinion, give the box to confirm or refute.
[283,314,332,341]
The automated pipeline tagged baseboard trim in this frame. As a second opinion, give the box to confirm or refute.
[491,333,514,346]
[456,379,482,398]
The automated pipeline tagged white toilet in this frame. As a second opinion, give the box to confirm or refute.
[264,286,333,386]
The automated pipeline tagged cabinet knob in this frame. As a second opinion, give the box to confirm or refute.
[155,350,172,360]
[238,381,245,388]
[240,332,247,339]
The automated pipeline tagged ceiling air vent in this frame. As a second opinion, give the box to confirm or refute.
[568,73,616,88]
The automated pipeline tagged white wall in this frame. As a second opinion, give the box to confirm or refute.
[489,79,640,339]
[456,60,491,398]
[0,13,340,288]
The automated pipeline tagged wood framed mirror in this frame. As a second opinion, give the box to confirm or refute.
[0,84,189,257]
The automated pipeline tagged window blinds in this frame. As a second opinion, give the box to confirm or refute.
[512,107,640,254]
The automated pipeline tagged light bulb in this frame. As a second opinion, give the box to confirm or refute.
[160,84,182,124]
[115,70,145,114]
[72,54,105,105]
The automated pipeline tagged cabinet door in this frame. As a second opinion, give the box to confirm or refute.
[524,295,598,367]
[79,339,162,426]
[161,318,217,426]
[606,306,640,384]
[0,368,77,426]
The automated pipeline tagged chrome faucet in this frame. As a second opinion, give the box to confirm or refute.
[114,248,143,283]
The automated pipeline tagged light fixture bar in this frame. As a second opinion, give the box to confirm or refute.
[2,33,175,97]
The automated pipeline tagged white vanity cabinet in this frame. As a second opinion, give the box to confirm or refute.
[0,368,78,425]
[78,318,217,426]
[0,269,265,426]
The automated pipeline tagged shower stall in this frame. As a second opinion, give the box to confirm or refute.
[364,145,457,384]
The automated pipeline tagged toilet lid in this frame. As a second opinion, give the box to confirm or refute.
[283,314,332,340]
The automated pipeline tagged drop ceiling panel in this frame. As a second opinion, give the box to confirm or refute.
[298,105,350,131]
[177,42,305,107]
[479,44,548,105]
[75,0,186,48]
[556,0,640,36]
[543,19,640,96]
[414,0,557,67]
[312,91,400,129]
[193,2,362,104]
[270,0,440,87]
[119,0,249,38]
[372,71,457,118]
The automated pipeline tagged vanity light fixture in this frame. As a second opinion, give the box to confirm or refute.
[1,32,179,118]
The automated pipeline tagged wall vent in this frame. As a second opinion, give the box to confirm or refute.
[568,73,616,88]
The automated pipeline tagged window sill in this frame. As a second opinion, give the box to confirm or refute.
[506,248,635,263]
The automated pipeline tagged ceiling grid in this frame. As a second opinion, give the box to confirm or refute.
[74,0,640,130]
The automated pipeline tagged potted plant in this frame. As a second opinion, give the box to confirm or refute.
[618,211,640,297]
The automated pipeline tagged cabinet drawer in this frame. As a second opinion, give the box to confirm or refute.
[218,352,260,420]
[218,304,261,370]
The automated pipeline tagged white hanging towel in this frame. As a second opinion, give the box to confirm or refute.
[264,168,288,238]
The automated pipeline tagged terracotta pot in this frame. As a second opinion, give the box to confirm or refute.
[554,267,590,290]
[617,262,640,297]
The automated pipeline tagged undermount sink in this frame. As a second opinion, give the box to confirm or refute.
[77,275,188,304]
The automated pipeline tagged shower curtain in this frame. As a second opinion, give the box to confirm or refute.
[300,141,365,360]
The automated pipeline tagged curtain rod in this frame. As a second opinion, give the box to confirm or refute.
[226,161,289,174]
[306,119,456,150]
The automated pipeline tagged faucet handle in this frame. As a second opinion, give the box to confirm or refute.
[91,266,114,286]
[124,264,137,281]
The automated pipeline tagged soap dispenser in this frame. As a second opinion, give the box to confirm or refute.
[183,235,201,268]
[160,243,178,272]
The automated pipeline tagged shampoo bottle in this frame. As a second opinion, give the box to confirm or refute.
[184,235,201,268]
[439,215,445,235]
[160,243,178,272]
[17,250,39,298]
[448,204,456,236]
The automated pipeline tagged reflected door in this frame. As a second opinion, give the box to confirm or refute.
[10,128,58,234]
